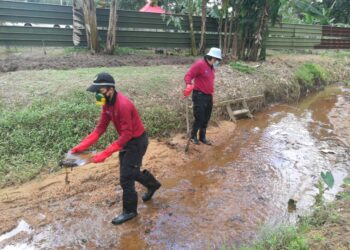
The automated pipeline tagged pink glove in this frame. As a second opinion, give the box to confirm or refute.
[183,84,194,97]
[92,142,121,163]
[71,132,99,154]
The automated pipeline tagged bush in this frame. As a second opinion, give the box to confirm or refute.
[229,61,256,74]
[0,90,184,186]
[235,226,308,250]
[0,91,115,186]
[295,63,329,92]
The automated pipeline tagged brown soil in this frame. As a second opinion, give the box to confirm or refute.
[0,121,235,234]
[0,53,194,73]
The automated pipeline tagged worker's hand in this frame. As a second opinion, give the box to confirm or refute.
[70,132,99,154]
[92,151,110,163]
[91,142,121,163]
[70,145,85,154]
[183,84,194,98]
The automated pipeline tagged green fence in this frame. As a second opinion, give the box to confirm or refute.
[0,0,350,49]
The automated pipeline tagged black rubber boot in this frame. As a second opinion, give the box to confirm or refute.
[112,190,138,225]
[140,170,161,202]
[190,129,200,145]
[111,211,137,225]
[199,128,212,145]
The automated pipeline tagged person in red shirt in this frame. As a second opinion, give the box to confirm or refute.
[183,47,222,145]
[70,72,161,225]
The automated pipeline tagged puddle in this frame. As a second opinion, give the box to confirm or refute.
[0,220,32,243]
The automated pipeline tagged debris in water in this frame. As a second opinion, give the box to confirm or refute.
[288,199,297,213]
[0,220,32,243]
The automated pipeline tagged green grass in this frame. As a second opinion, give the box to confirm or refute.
[64,47,89,54]
[0,65,186,108]
[0,90,184,187]
[234,226,308,250]
[229,61,256,74]
[295,63,329,91]
[0,65,189,187]
[229,177,350,250]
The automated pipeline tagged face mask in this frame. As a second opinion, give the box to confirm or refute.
[95,93,106,106]
[213,61,220,68]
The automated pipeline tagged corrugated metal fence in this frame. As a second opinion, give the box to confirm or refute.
[0,0,350,49]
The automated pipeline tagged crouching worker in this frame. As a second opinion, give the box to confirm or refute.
[70,72,161,225]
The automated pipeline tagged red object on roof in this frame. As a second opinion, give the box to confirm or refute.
[139,0,165,13]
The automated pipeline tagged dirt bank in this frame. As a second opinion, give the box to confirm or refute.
[1,86,350,249]
[0,53,195,73]
[0,121,235,235]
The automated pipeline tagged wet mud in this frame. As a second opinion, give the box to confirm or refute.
[0,85,349,249]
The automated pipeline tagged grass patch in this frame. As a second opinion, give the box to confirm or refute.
[343,178,350,185]
[229,61,256,74]
[0,89,184,187]
[0,91,111,186]
[114,47,135,55]
[235,226,308,250]
[141,106,182,137]
[295,63,329,92]
[64,47,89,54]
[231,177,350,250]
[0,65,189,186]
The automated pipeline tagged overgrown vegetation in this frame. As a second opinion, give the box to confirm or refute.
[231,174,348,250]
[0,90,183,187]
[236,226,309,250]
[229,61,256,74]
[0,56,343,186]
[295,63,329,93]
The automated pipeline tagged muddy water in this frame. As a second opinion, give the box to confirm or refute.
[1,86,350,250]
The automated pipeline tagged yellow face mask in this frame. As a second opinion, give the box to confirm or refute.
[95,93,106,106]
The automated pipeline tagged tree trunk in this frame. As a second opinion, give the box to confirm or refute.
[223,10,229,55]
[249,3,268,61]
[227,14,234,55]
[198,0,207,53]
[222,0,229,55]
[72,0,84,46]
[188,0,197,56]
[231,3,241,59]
[105,0,118,54]
[82,0,99,54]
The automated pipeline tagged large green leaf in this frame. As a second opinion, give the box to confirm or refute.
[321,171,334,189]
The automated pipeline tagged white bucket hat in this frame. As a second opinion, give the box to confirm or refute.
[206,47,222,60]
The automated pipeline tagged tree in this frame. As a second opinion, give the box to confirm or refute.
[105,0,118,54]
[208,0,282,61]
[187,0,198,55]
[198,0,207,53]
[72,0,99,53]
[83,0,99,53]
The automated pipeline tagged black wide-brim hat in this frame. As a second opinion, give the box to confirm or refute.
[87,72,115,92]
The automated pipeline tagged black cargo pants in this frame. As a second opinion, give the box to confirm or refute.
[191,90,213,140]
[119,133,159,213]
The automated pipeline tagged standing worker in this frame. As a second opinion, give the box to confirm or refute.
[70,72,161,225]
[183,47,222,145]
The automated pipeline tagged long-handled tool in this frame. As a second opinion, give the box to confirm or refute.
[185,98,191,152]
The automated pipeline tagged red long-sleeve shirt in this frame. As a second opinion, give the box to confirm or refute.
[184,59,215,95]
[93,92,145,148]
